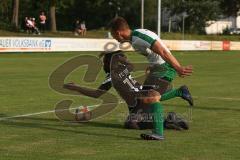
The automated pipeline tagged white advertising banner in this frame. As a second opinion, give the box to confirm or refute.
[230,41,240,50]
[0,37,240,52]
[164,40,213,51]
[0,37,133,52]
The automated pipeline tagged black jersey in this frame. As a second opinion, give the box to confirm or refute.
[110,53,143,110]
[98,73,112,91]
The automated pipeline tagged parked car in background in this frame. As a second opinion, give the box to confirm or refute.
[229,28,240,35]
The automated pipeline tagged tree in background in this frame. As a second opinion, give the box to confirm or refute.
[11,0,19,29]
[49,0,57,32]
[55,0,140,30]
[185,0,220,33]
[1,0,238,33]
[139,0,156,31]
[0,0,12,29]
[220,0,240,28]
[162,0,220,33]
[221,0,240,17]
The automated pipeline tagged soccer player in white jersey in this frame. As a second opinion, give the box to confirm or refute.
[109,17,193,107]
[108,17,193,140]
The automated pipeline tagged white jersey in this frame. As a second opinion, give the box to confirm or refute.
[131,29,171,65]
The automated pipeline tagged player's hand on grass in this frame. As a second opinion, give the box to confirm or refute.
[177,65,193,77]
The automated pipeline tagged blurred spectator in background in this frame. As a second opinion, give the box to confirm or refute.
[80,21,87,36]
[74,20,82,36]
[26,17,40,35]
[23,17,31,33]
[26,17,33,33]
[32,18,36,27]
[39,11,47,33]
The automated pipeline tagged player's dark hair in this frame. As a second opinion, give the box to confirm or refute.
[101,50,124,73]
[108,17,130,31]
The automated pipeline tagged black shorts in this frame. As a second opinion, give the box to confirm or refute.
[124,100,153,130]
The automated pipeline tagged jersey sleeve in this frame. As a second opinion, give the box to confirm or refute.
[132,29,160,49]
[98,73,112,91]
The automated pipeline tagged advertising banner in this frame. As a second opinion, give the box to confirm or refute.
[0,37,240,52]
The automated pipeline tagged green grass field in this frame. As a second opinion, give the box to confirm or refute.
[0,51,240,160]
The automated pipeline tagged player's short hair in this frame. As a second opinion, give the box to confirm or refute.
[108,17,130,32]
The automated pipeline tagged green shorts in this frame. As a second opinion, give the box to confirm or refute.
[149,63,177,82]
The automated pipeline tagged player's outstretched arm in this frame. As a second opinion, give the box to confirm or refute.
[63,82,109,98]
[151,41,193,77]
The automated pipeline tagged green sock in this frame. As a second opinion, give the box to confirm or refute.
[160,88,182,101]
[151,102,164,136]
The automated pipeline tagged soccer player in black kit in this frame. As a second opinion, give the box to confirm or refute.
[64,50,192,130]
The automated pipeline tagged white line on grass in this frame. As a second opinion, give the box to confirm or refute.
[0,101,125,121]
[0,96,239,121]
